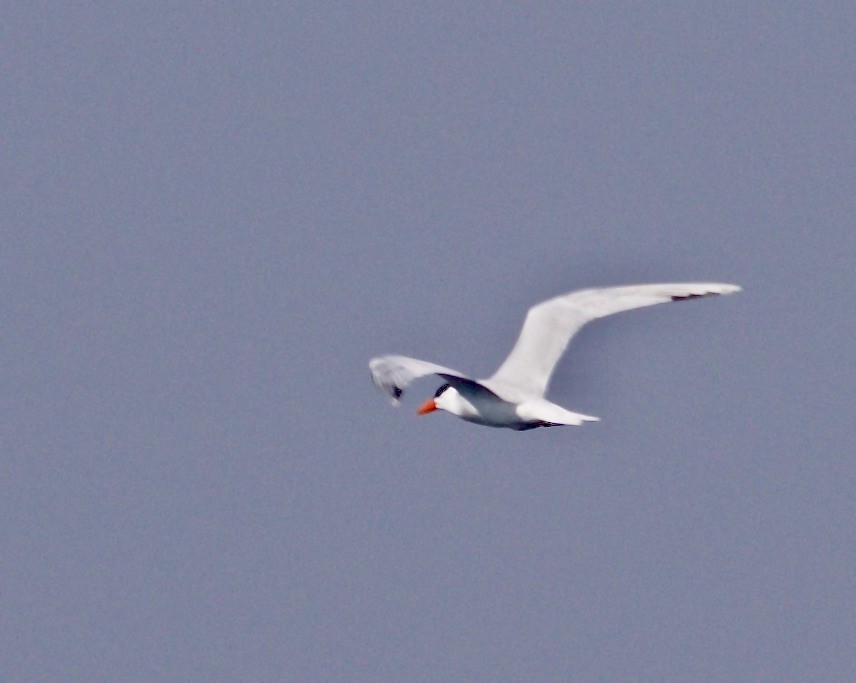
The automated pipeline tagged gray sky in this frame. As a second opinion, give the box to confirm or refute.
[2,4,853,681]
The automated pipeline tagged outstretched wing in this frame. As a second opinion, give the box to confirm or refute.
[487,282,741,398]
[369,355,472,405]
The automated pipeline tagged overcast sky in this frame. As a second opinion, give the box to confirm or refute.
[2,4,853,681]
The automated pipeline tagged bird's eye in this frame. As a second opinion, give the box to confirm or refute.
[434,383,450,398]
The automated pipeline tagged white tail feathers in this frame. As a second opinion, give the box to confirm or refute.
[516,399,600,427]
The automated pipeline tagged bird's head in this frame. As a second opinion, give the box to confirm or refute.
[417,383,453,415]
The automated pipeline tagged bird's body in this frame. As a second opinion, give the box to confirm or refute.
[418,379,597,431]
[369,282,741,430]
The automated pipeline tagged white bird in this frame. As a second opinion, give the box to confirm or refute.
[370,282,741,431]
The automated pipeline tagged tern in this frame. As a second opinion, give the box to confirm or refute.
[370,282,740,430]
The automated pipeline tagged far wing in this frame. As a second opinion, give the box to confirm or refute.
[488,282,741,398]
[369,354,472,405]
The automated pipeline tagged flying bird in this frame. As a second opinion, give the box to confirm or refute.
[370,282,741,431]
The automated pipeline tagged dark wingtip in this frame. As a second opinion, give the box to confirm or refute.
[671,292,708,301]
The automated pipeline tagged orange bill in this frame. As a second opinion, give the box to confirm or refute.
[416,398,437,415]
